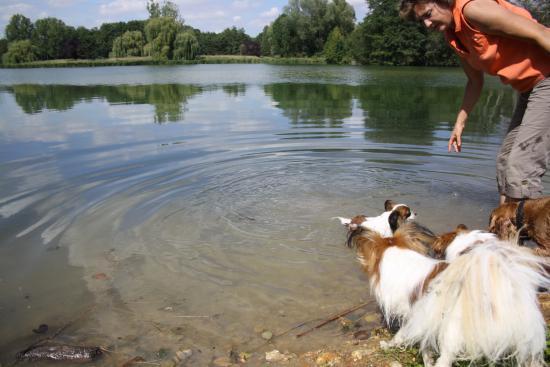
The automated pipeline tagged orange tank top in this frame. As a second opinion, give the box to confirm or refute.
[445,0,550,92]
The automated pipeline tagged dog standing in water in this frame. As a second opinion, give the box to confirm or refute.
[340,218,549,367]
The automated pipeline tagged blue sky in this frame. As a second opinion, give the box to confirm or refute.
[0,0,368,38]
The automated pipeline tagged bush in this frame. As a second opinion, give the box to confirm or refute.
[2,40,37,64]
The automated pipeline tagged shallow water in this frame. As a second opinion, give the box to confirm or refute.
[0,64,547,365]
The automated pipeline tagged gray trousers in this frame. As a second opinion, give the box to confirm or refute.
[496,77,550,199]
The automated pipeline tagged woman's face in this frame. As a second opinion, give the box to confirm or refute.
[413,2,453,32]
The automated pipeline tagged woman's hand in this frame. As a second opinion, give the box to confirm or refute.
[448,122,465,152]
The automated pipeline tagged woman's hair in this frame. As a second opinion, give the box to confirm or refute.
[399,0,454,21]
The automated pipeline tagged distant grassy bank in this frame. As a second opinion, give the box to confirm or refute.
[0,55,327,68]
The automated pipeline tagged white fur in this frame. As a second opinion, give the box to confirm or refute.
[388,239,549,367]
[367,246,442,323]
[444,230,497,261]
[335,204,415,238]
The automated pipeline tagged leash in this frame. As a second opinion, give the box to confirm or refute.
[515,199,529,245]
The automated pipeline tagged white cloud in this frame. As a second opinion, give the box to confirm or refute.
[260,7,279,18]
[99,0,145,15]
[48,0,75,7]
[186,10,225,21]
[0,3,33,21]
[233,15,241,22]
[232,0,250,10]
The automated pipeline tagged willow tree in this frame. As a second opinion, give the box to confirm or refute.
[144,16,183,60]
[173,31,199,60]
[2,40,36,64]
[111,30,144,57]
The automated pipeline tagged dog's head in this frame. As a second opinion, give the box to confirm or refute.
[488,203,518,241]
[384,200,416,233]
[335,200,416,245]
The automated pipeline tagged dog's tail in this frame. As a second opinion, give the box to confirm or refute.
[398,240,550,364]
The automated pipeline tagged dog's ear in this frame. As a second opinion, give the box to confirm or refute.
[388,210,400,233]
[384,200,396,212]
[456,224,468,231]
[389,206,413,233]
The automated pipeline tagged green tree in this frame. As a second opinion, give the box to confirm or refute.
[218,27,250,54]
[144,17,183,60]
[147,0,181,20]
[324,26,347,63]
[325,0,356,35]
[271,14,300,56]
[0,39,8,62]
[111,30,144,57]
[2,39,37,64]
[147,0,161,18]
[32,17,71,60]
[257,25,273,56]
[74,26,99,59]
[5,14,34,42]
[173,31,199,60]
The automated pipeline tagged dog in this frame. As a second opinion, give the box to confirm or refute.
[430,224,498,261]
[342,222,549,367]
[489,197,550,256]
[335,200,417,238]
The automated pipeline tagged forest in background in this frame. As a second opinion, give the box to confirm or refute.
[0,0,548,66]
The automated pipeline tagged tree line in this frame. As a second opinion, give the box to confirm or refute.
[1,0,547,66]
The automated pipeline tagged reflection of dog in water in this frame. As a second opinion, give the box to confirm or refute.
[339,205,549,367]
[489,196,550,256]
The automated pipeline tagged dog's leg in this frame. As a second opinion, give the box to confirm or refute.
[433,350,454,367]
[379,330,405,350]
[421,348,436,367]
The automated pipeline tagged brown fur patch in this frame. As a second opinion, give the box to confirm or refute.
[409,262,449,304]
[350,223,431,285]
[489,197,550,256]
[431,224,469,259]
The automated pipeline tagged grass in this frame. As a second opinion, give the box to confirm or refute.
[0,55,327,68]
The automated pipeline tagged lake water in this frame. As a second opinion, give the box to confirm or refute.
[0,64,547,365]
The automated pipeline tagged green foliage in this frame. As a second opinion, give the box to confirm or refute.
[326,0,356,35]
[0,39,8,63]
[5,14,34,42]
[348,0,458,66]
[144,16,183,60]
[31,17,73,60]
[2,39,37,64]
[515,0,549,25]
[96,21,146,58]
[324,27,347,64]
[271,15,300,56]
[147,0,161,18]
[112,31,145,57]
[257,26,273,56]
[74,26,99,59]
[196,27,251,55]
[147,0,181,20]
[173,31,199,60]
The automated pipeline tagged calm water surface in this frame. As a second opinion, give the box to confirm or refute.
[0,64,547,365]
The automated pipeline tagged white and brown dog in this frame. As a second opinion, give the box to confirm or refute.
[342,221,549,367]
[489,197,550,256]
[335,200,417,238]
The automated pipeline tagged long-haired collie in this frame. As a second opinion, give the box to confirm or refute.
[343,222,549,367]
[489,197,550,257]
[335,200,417,238]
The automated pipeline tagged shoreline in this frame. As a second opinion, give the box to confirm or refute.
[0,55,328,69]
